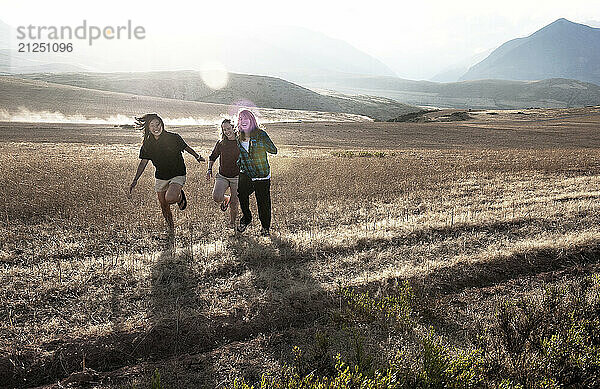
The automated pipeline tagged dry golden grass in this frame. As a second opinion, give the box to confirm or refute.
[2,108,600,387]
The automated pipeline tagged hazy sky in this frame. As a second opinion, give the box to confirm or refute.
[1,0,599,79]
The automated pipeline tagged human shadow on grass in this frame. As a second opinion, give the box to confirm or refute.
[28,232,331,387]
[56,238,218,386]
[204,232,333,383]
[0,237,217,388]
[140,240,217,387]
[10,218,598,387]
[229,233,331,324]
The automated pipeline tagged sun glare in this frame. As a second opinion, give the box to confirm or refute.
[200,60,229,90]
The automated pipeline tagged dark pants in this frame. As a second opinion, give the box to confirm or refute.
[237,173,271,230]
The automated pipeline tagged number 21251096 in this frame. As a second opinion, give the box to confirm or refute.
[18,42,73,53]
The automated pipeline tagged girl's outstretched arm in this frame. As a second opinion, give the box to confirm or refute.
[184,145,206,163]
[130,159,149,194]
[207,141,220,180]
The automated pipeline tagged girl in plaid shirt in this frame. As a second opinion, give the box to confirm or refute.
[236,110,277,236]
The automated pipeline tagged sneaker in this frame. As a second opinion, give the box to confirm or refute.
[178,189,187,210]
[237,219,250,233]
[220,195,230,212]
[260,228,270,237]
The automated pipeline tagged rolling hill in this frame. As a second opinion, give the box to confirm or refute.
[0,19,10,73]
[461,19,600,85]
[13,71,418,120]
[306,75,600,109]
[0,76,371,124]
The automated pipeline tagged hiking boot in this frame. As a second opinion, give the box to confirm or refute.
[178,189,187,210]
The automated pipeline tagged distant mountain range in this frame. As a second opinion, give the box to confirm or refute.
[461,18,600,85]
[223,26,398,84]
[306,76,600,109]
[3,18,600,113]
[14,71,417,120]
[300,18,600,109]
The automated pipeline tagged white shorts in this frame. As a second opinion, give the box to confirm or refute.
[154,175,186,192]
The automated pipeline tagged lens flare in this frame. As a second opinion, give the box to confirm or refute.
[200,61,229,90]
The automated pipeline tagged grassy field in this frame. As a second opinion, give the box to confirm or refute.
[1,107,600,388]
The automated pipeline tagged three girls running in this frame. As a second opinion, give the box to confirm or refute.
[130,110,277,237]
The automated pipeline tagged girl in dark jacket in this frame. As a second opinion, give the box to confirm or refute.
[207,119,240,229]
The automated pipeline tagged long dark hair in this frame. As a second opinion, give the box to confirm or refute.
[220,118,232,141]
[135,113,164,145]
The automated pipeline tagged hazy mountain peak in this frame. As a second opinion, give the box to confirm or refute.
[533,17,595,36]
[460,19,600,85]
[551,17,570,25]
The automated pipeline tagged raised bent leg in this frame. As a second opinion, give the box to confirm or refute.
[212,176,228,203]
[164,183,183,204]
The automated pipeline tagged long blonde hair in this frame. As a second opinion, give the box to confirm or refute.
[238,110,259,141]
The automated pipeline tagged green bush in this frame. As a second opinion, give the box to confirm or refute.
[227,341,485,389]
[151,369,163,389]
[489,275,600,387]
[341,281,413,330]
[227,276,600,388]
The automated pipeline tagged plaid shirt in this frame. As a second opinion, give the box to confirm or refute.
[237,130,277,178]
